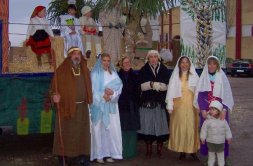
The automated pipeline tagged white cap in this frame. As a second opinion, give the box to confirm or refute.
[81,6,92,15]
[209,100,223,112]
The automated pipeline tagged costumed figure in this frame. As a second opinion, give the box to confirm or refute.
[118,56,140,159]
[26,6,54,66]
[89,53,123,163]
[138,50,170,158]
[194,56,234,162]
[79,6,102,58]
[166,56,200,161]
[200,100,232,166]
[98,2,124,63]
[60,4,84,57]
[51,47,92,166]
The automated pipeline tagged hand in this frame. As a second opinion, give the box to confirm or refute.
[168,109,173,114]
[152,82,161,92]
[70,31,76,35]
[202,110,208,119]
[52,93,61,103]
[105,88,114,96]
[25,39,29,44]
[103,94,111,102]
[201,140,205,144]
[227,139,232,144]
[49,37,54,42]
[220,111,226,120]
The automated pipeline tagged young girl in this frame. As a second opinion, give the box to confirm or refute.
[200,100,232,166]
[194,56,234,160]
[26,6,54,66]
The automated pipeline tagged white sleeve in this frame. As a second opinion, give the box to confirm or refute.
[74,17,81,34]
[225,121,232,139]
[141,81,152,91]
[159,82,168,91]
[200,121,208,141]
[110,84,123,102]
[26,20,33,39]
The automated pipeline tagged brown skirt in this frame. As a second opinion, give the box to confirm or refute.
[53,103,90,157]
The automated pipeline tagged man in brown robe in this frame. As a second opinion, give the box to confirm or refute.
[51,47,92,166]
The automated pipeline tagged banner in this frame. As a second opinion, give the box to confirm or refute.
[180,0,226,68]
[0,0,9,73]
[0,76,55,135]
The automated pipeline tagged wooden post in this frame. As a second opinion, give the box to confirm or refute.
[235,0,242,59]
[161,12,164,47]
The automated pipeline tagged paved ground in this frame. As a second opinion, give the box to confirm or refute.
[0,76,253,166]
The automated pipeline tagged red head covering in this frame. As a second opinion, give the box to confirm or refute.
[31,6,46,18]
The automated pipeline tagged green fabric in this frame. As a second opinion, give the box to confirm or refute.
[0,77,55,134]
[122,130,137,159]
[135,47,153,51]
[207,142,225,153]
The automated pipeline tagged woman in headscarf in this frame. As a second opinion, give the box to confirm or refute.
[138,50,170,158]
[26,6,54,66]
[166,56,200,161]
[194,56,234,161]
[89,53,123,164]
[118,56,140,159]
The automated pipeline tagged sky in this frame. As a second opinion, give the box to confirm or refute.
[9,0,51,46]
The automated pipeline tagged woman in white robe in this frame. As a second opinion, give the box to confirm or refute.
[89,53,123,163]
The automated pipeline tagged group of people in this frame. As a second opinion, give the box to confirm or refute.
[26,4,123,67]
[25,3,234,166]
[51,46,234,166]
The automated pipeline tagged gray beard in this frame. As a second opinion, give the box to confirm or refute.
[72,59,81,68]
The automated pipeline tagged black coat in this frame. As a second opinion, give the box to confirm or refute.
[118,69,140,131]
[139,63,171,108]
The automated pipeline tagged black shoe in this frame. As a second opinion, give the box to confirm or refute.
[79,155,90,166]
[178,152,186,161]
[190,153,200,161]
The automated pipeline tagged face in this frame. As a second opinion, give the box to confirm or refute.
[148,54,159,66]
[208,59,219,73]
[179,57,190,72]
[38,9,46,18]
[70,51,81,65]
[209,107,219,117]
[122,58,131,72]
[102,56,111,70]
[85,11,92,17]
[68,8,76,16]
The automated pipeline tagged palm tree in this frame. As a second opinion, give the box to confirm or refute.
[181,0,225,68]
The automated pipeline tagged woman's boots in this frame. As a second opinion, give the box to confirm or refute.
[145,141,152,158]
[157,142,163,158]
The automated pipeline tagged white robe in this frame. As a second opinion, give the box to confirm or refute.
[90,71,123,161]
[60,14,84,57]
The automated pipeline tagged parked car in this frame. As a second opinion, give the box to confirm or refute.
[231,59,253,77]
[225,57,234,74]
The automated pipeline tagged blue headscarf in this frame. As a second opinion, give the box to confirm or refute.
[89,57,122,128]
